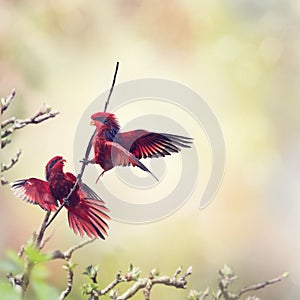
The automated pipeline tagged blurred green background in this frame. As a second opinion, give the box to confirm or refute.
[1,0,300,299]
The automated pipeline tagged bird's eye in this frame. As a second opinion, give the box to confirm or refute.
[48,158,59,170]
[95,117,108,124]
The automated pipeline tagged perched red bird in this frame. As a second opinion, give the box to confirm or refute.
[11,156,110,239]
[90,112,193,181]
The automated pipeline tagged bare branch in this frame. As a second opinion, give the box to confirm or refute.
[52,240,97,299]
[118,278,147,300]
[35,211,52,249]
[1,104,59,139]
[173,266,182,279]
[1,150,22,185]
[65,238,97,259]
[209,267,287,300]
[99,271,124,295]
[59,263,74,300]
[1,149,21,172]
[236,274,287,298]
[1,91,59,186]
[39,234,53,251]
[1,89,16,114]
[51,238,97,260]
[1,136,11,148]
[1,116,16,129]
[104,61,119,112]
[109,266,192,300]
[1,175,9,185]
[44,200,67,230]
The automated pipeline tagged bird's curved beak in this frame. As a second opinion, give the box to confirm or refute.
[90,120,95,126]
[60,159,66,166]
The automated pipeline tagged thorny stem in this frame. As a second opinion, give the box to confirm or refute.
[45,61,120,229]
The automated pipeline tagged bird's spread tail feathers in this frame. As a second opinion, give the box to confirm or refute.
[68,198,110,239]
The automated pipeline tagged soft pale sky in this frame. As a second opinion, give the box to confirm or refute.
[1,1,300,299]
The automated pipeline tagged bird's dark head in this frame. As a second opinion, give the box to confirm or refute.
[45,156,66,180]
[90,112,118,127]
[90,112,120,139]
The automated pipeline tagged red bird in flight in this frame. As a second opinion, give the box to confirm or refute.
[90,112,193,181]
[11,156,110,239]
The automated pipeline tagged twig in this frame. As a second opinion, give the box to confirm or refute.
[1,89,16,114]
[16,211,51,260]
[200,287,210,300]
[1,150,22,185]
[45,61,120,229]
[236,274,286,298]
[44,200,66,229]
[173,266,182,279]
[1,136,11,148]
[210,266,287,300]
[51,238,97,260]
[39,234,53,251]
[1,175,9,185]
[1,116,16,129]
[98,271,124,296]
[111,266,192,300]
[65,238,97,259]
[59,263,74,300]
[35,211,51,249]
[1,104,59,139]
[104,61,119,112]
[1,149,21,172]
[83,266,192,299]
[49,239,97,299]
[55,242,98,300]
[120,273,191,300]
[1,92,59,184]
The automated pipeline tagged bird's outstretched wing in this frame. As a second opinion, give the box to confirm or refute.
[108,141,159,181]
[115,130,193,160]
[11,178,57,211]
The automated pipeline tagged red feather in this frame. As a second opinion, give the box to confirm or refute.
[11,178,57,211]
[90,112,193,181]
[11,156,110,239]
[115,130,192,159]
[67,197,109,239]
[47,157,110,239]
